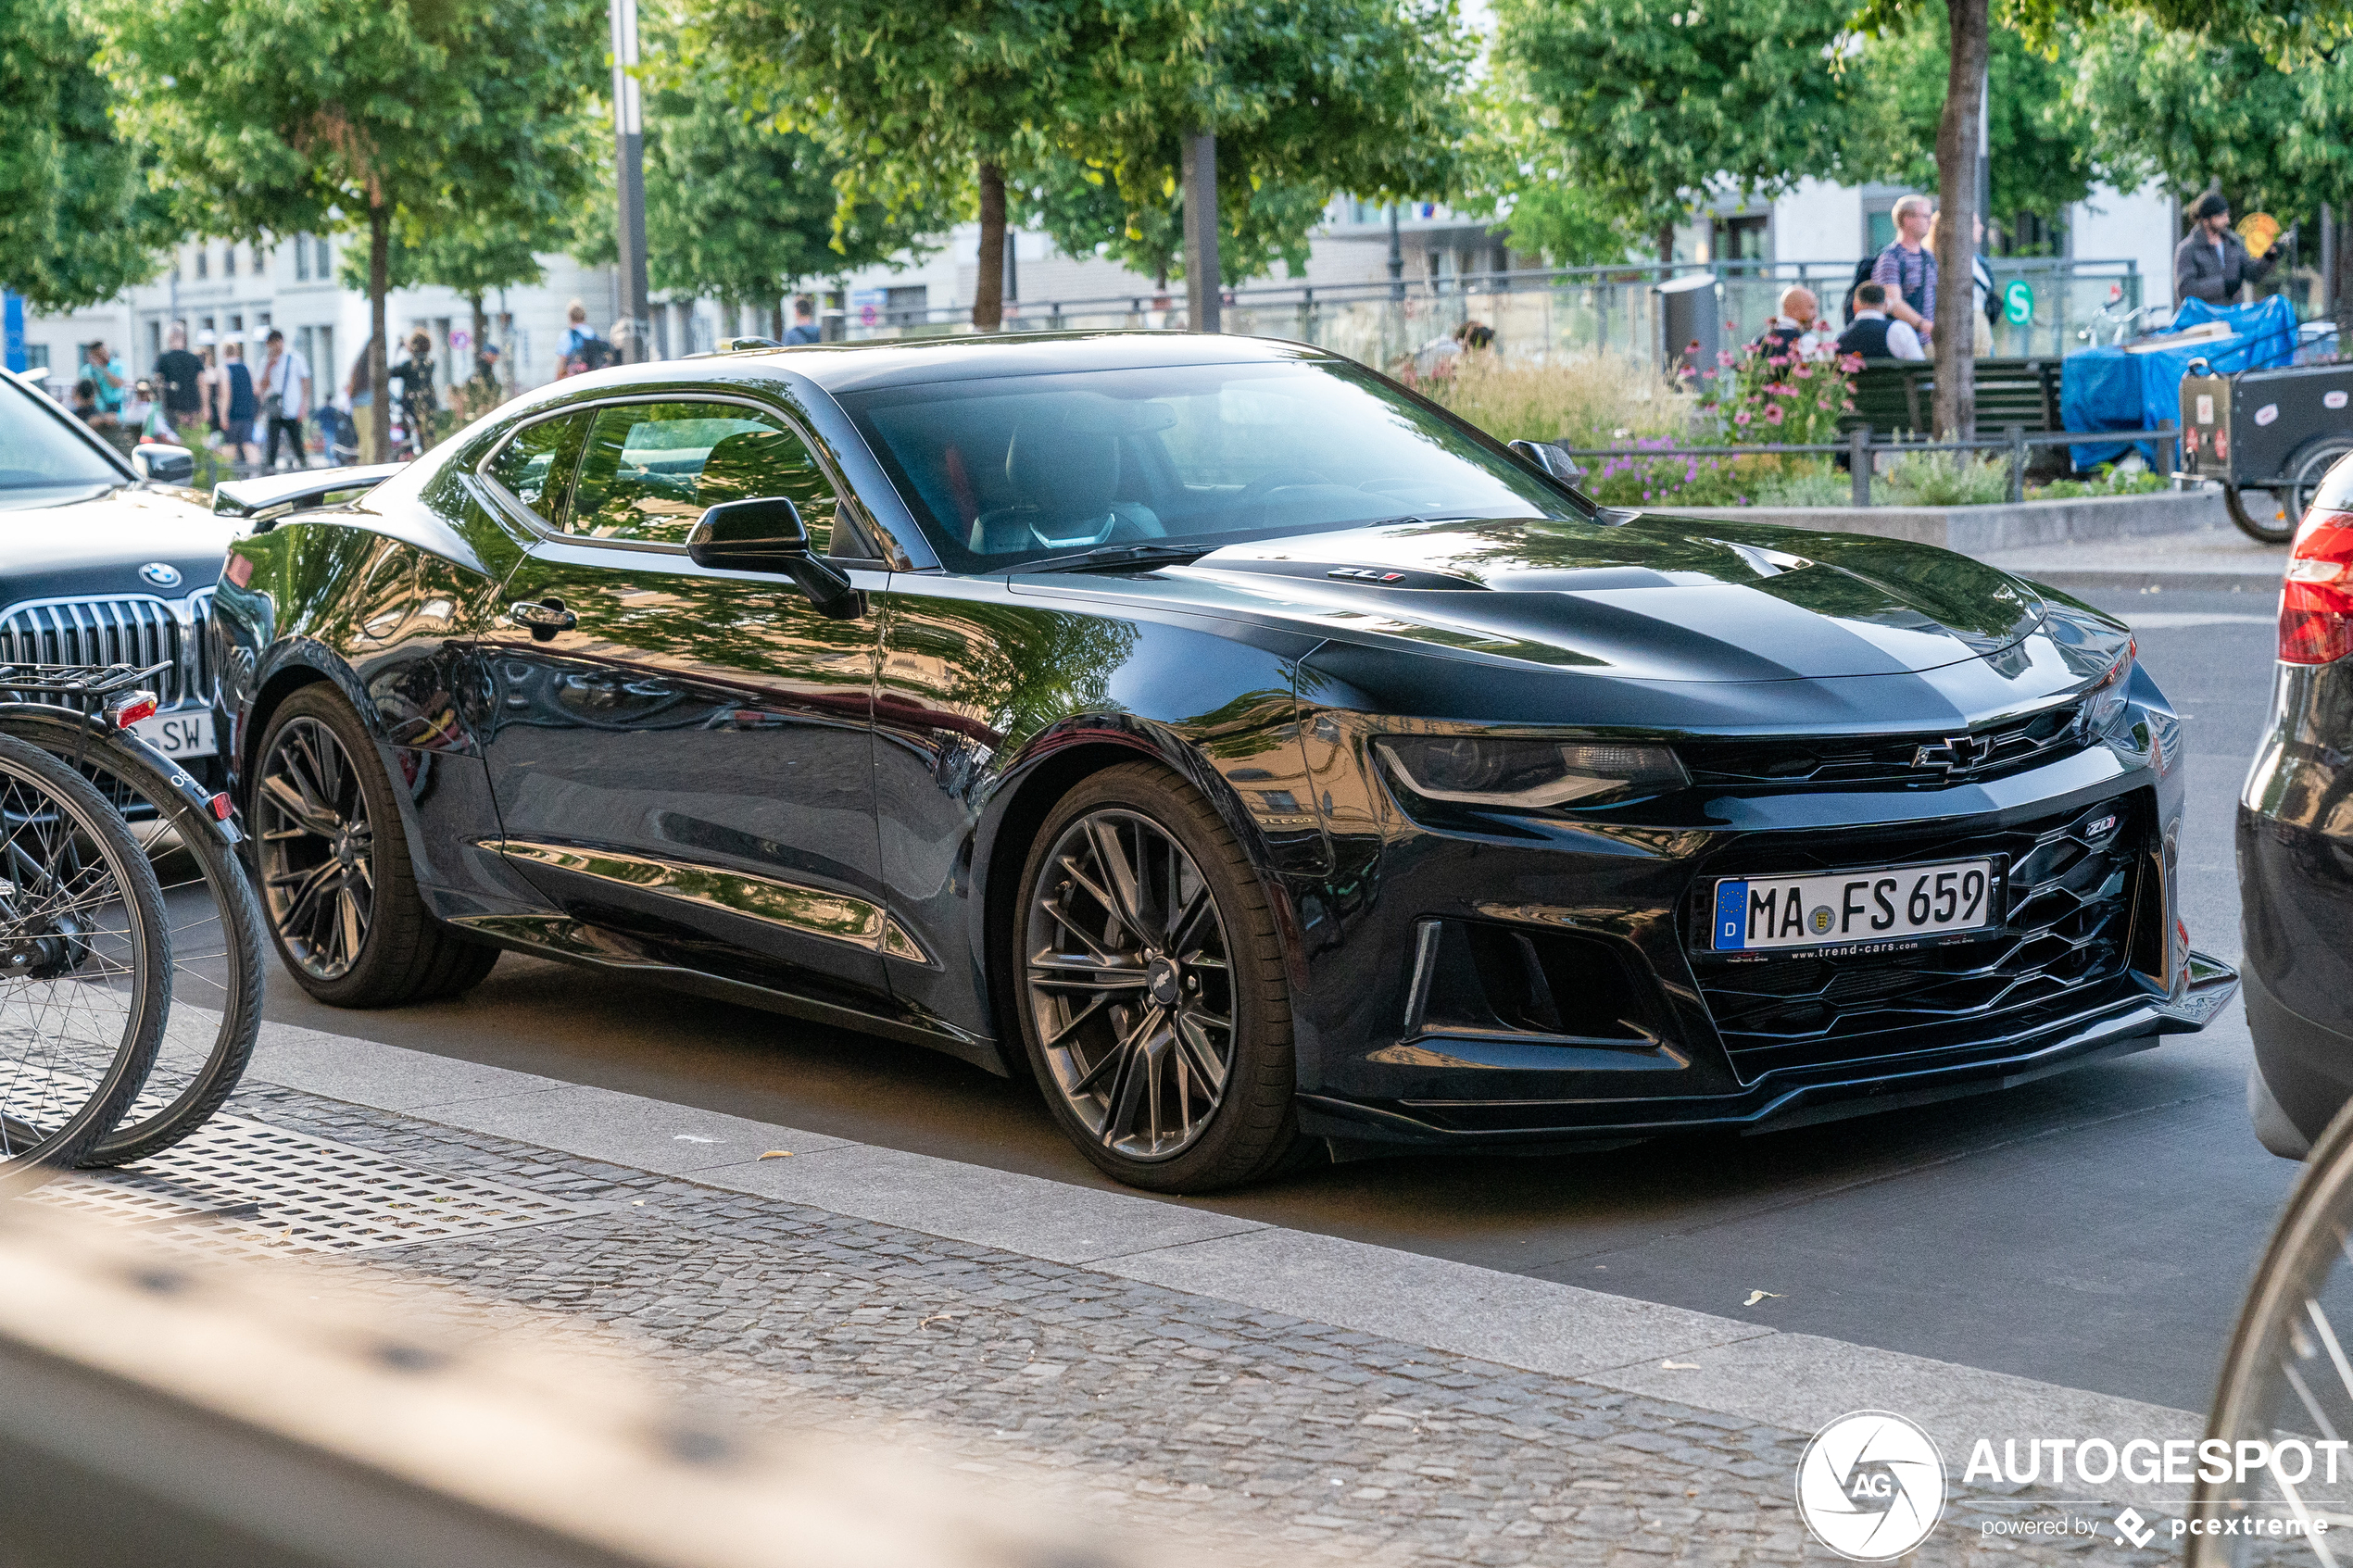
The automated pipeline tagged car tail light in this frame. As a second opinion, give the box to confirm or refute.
[2282,507,2353,664]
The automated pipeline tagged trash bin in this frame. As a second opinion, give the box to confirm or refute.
[1655,273,1720,380]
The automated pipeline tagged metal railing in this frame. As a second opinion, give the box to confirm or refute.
[1553,422,2183,508]
[828,257,2145,368]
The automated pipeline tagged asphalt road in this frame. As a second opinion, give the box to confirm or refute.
[248,585,2293,1416]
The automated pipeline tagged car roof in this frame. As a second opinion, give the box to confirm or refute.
[705,329,1340,395]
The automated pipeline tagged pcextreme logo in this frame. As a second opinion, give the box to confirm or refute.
[1795,1411,1949,1561]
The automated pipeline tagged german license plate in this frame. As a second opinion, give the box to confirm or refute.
[128,708,216,759]
[1711,858,1996,953]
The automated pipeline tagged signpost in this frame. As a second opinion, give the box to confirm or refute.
[2002,279,2035,326]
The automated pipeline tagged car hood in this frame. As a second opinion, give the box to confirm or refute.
[0,484,235,605]
[1015,513,2050,683]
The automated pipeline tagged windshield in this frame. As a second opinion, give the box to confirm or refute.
[0,375,125,508]
[837,358,1583,571]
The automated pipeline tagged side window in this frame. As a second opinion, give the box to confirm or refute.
[565,401,841,552]
[484,410,588,524]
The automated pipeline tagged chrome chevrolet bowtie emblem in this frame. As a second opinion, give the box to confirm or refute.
[1913,734,1994,773]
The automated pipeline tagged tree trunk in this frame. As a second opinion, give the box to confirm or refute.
[1932,0,1990,439]
[770,297,785,341]
[1656,222,1675,267]
[368,202,391,458]
[973,161,1007,332]
[2333,206,2353,356]
[468,292,488,401]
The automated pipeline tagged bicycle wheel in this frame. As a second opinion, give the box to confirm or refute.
[2195,1097,2353,1562]
[5,709,264,1165]
[0,731,170,1183]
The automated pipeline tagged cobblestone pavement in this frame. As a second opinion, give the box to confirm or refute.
[187,1080,2180,1566]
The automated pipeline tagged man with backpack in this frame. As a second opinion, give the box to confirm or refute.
[1842,195,1936,345]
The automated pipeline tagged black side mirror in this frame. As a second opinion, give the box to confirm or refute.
[1509,438,1585,482]
[687,495,862,620]
[132,444,196,486]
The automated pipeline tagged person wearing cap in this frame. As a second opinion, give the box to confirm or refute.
[2175,193,2282,307]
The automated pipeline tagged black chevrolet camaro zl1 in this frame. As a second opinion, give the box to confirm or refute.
[208,332,2237,1191]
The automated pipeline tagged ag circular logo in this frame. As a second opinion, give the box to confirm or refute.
[138,561,182,589]
[1795,1410,1945,1561]
[1808,905,1834,935]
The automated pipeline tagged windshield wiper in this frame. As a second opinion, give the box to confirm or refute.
[1016,543,1220,574]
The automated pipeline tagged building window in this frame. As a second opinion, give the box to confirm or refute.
[224,245,236,278]
[295,236,310,282]
[1714,215,1769,262]
[314,235,332,278]
[25,345,48,372]
[195,247,208,280]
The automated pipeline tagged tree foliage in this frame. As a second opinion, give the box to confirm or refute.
[685,0,1474,322]
[1843,6,2093,239]
[100,0,603,445]
[2073,14,2353,222]
[0,0,176,309]
[1490,0,1857,251]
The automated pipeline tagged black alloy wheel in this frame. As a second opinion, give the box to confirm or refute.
[257,712,373,983]
[1014,761,1299,1193]
[252,686,497,1008]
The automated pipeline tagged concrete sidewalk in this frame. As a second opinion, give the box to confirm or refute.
[1982,527,2287,594]
[39,1014,2233,1562]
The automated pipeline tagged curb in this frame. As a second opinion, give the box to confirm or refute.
[239,1018,2204,1507]
[1674,489,2229,554]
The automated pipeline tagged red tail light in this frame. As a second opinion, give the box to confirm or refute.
[2282,507,2353,664]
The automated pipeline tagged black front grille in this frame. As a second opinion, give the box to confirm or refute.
[1680,702,2085,789]
[1692,795,2151,1078]
[0,591,213,709]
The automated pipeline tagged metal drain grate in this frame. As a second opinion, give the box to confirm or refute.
[30,1113,603,1258]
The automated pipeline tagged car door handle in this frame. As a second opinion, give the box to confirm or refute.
[510,598,577,638]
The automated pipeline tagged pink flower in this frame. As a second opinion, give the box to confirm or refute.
[1764,404,1786,425]
[1717,350,1735,368]
[1793,364,1813,380]
[1733,409,1753,426]
[1700,369,1717,380]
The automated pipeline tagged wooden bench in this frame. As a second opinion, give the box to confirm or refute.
[1840,358,2065,438]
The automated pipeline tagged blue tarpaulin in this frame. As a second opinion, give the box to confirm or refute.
[2060,294,2297,470]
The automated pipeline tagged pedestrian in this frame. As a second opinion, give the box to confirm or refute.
[154,322,207,443]
[197,337,224,448]
[783,296,822,345]
[2175,192,2284,307]
[1849,195,1935,345]
[389,330,438,458]
[83,340,128,420]
[1835,282,1926,360]
[221,340,260,467]
[345,338,380,463]
[257,328,311,470]
[71,376,115,429]
[468,341,504,407]
[1753,286,1823,355]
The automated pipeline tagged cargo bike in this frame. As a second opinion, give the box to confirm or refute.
[2180,357,2353,545]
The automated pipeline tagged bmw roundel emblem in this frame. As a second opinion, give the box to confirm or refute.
[138,562,182,589]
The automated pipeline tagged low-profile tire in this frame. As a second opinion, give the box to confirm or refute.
[253,684,497,1008]
[1012,760,1298,1194]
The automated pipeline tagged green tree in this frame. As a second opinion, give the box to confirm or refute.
[338,220,544,398]
[0,0,177,309]
[1024,0,1474,288]
[102,0,603,452]
[634,42,948,334]
[1490,0,1858,261]
[1844,7,2094,245]
[2075,12,2353,339]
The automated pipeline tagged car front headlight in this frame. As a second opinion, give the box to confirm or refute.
[1375,735,1688,809]
[2077,641,2135,739]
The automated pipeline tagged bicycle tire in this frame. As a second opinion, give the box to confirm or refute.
[5,709,265,1166]
[2224,483,2297,546]
[2194,1095,2353,1563]
[0,731,170,1185]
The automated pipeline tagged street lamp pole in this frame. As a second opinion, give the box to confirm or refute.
[609,0,652,362]
[1182,131,1221,333]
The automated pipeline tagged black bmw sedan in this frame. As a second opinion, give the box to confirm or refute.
[209,332,2236,1191]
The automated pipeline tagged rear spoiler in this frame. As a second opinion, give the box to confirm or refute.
[212,463,406,530]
